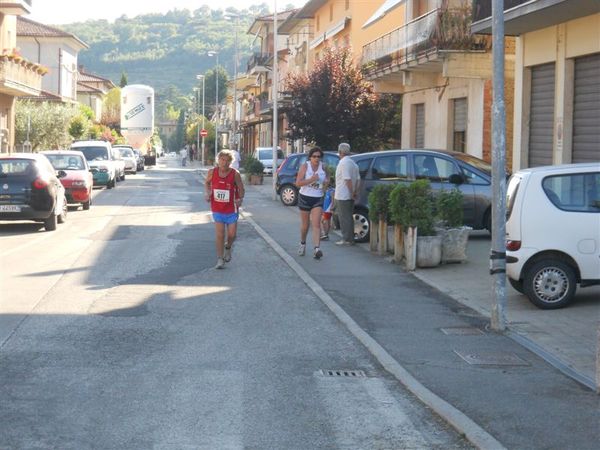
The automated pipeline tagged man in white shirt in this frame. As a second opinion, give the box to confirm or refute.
[180,147,188,167]
[334,142,360,245]
[230,149,241,170]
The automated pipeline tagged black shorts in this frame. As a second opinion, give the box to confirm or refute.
[298,193,324,211]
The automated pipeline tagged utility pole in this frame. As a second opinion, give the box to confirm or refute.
[232,15,239,152]
[490,0,507,331]
[272,0,279,201]
[208,51,220,163]
[197,74,206,166]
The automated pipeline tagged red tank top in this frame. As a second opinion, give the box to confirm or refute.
[210,168,238,214]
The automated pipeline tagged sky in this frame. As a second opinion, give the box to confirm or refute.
[29,0,306,24]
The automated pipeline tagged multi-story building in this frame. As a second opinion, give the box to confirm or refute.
[472,0,600,170]
[240,10,295,156]
[76,68,116,120]
[361,0,512,164]
[17,17,88,103]
[0,1,44,152]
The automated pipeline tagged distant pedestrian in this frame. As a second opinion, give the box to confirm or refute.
[295,146,329,259]
[230,149,241,170]
[180,147,188,166]
[334,142,359,245]
[204,149,245,269]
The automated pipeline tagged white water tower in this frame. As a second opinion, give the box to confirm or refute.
[120,84,154,152]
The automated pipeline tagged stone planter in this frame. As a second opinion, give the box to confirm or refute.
[437,226,471,263]
[247,174,263,185]
[416,235,442,268]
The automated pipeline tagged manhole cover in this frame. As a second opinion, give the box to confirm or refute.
[319,369,366,377]
[441,327,484,336]
[454,350,530,366]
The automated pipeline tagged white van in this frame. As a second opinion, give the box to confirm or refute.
[505,163,600,309]
[253,147,284,175]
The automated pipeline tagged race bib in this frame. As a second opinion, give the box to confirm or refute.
[214,189,230,202]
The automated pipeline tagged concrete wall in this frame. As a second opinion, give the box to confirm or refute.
[19,38,79,100]
[401,76,486,157]
[513,13,600,170]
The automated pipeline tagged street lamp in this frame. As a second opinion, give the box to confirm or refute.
[208,50,220,163]
[225,13,240,152]
[272,0,279,200]
[196,74,206,165]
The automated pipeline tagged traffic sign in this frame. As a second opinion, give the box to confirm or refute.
[200,129,208,137]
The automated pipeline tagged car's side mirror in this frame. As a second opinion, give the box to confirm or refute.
[57,170,67,178]
[448,173,464,185]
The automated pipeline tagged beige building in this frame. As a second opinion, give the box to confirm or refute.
[0,1,43,152]
[360,0,511,164]
[472,0,600,170]
[76,69,116,120]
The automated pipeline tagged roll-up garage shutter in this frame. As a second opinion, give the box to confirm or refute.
[573,53,600,163]
[415,103,425,148]
[528,63,555,167]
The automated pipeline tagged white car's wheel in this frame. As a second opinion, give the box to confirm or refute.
[523,259,577,309]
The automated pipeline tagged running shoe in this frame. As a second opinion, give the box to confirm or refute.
[313,247,323,259]
[298,242,306,256]
[224,246,232,262]
[215,257,225,269]
[320,234,329,241]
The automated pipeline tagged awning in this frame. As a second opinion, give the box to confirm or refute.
[363,0,407,29]
[309,33,325,49]
[325,16,349,39]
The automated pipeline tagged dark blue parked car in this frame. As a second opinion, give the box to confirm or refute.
[348,149,496,242]
[275,151,339,206]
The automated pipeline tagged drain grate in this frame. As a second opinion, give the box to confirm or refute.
[454,350,530,366]
[441,327,484,336]
[319,369,367,378]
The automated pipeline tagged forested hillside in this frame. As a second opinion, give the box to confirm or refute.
[61,4,279,117]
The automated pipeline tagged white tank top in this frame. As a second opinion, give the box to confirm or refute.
[299,161,326,198]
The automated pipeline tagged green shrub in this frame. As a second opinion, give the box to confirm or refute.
[243,155,264,175]
[437,189,464,228]
[368,184,395,223]
[389,179,436,236]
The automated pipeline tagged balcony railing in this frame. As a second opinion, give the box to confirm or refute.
[0,55,44,96]
[247,53,272,73]
[362,6,489,71]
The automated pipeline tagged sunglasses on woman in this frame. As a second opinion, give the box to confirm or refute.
[311,154,323,159]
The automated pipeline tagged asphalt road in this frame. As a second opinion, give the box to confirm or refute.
[0,157,472,449]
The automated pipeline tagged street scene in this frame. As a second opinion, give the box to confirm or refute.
[1,0,599,449]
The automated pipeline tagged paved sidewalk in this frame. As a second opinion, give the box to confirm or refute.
[194,164,599,448]
[238,173,598,391]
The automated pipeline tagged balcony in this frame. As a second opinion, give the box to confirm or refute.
[0,54,44,96]
[362,6,489,79]
[471,0,599,35]
[0,0,32,15]
[247,53,272,74]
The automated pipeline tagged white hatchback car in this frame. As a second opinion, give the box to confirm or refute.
[506,163,600,309]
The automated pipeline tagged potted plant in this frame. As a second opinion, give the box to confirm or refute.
[436,188,471,263]
[243,155,264,185]
[368,184,394,255]
[390,179,441,269]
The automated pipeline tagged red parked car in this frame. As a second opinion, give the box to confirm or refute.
[42,150,93,210]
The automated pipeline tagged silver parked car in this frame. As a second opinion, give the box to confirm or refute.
[348,149,497,242]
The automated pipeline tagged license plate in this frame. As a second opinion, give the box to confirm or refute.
[0,205,21,212]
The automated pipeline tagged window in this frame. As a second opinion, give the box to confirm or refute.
[461,166,489,185]
[330,4,333,21]
[357,158,372,179]
[316,15,320,31]
[452,98,467,152]
[413,155,459,182]
[323,154,339,169]
[542,173,600,212]
[372,155,408,180]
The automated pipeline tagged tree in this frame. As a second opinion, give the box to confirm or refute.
[203,66,229,117]
[101,87,121,130]
[119,71,128,87]
[285,48,401,150]
[15,101,79,151]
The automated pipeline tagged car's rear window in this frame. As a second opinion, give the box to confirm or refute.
[119,149,134,157]
[45,154,85,170]
[258,149,284,160]
[76,146,109,161]
[0,159,36,177]
[542,172,600,213]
